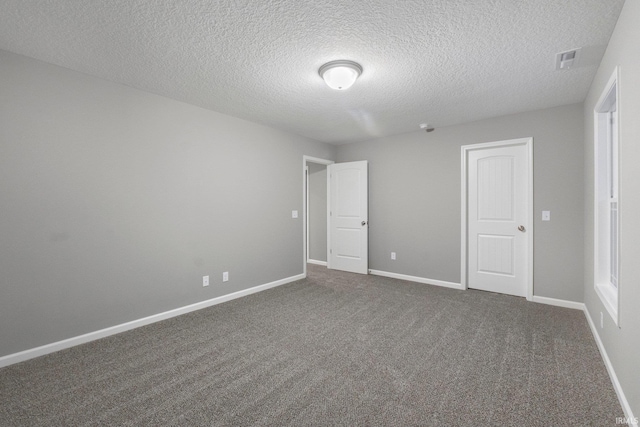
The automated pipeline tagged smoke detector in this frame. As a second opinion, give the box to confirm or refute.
[419,123,435,132]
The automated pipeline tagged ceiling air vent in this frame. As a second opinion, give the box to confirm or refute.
[555,48,581,70]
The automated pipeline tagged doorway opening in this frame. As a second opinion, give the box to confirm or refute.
[303,156,333,277]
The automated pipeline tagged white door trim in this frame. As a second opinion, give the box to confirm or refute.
[303,156,334,277]
[461,137,534,301]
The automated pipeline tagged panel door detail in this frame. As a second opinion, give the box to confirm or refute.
[468,143,529,297]
[328,161,368,274]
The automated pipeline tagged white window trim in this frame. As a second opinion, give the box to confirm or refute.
[593,66,620,326]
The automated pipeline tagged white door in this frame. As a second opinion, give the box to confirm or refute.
[466,139,531,297]
[328,161,368,274]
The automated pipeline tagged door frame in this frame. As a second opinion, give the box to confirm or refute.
[460,137,534,301]
[302,155,334,277]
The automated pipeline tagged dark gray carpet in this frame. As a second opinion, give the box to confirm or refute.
[0,264,623,426]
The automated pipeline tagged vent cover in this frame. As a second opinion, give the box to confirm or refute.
[555,48,582,70]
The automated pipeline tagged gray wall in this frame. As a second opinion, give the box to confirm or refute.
[0,50,336,358]
[307,163,327,262]
[337,103,584,302]
[583,0,640,417]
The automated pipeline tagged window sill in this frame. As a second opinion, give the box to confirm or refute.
[595,282,619,326]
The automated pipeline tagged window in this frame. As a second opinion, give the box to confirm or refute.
[594,67,619,325]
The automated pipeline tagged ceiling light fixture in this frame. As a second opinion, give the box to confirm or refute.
[319,60,362,90]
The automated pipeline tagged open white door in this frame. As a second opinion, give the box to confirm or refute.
[463,138,532,298]
[328,161,368,274]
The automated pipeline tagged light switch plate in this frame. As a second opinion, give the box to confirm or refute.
[203,275,209,287]
[542,211,551,221]
[292,210,298,218]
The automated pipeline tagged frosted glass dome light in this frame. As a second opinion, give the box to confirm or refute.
[319,60,363,90]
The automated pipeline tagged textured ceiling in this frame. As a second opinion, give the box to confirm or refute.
[0,0,625,144]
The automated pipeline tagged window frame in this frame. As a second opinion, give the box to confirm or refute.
[594,67,620,326]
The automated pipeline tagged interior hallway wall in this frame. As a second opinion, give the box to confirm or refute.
[307,163,327,263]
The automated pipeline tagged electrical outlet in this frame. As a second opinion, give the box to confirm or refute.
[391,252,396,260]
[600,312,603,329]
[203,275,209,287]
[223,271,229,282]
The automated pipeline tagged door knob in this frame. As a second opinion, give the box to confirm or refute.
[518,225,526,232]
[362,221,367,226]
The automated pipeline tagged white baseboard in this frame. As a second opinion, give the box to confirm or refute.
[368,269,463,290]
[307,259,327,266]
[532,295,585,310]
[584,306,638,427]
[0,273,305,369]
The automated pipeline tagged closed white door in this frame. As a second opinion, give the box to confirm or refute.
[466,140,531,297]
[328,161,368,274]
